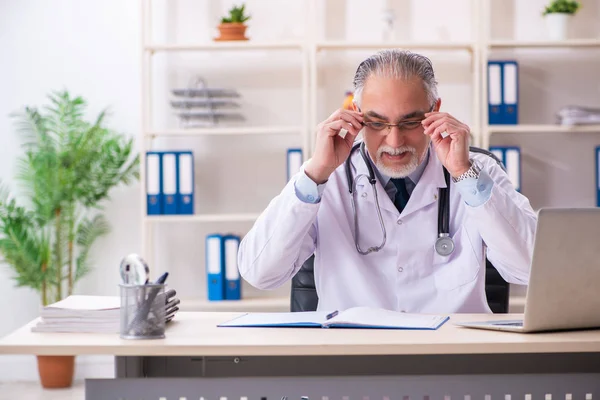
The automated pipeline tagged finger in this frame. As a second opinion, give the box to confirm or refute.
[324,119,362,138]
[429,121,452,144]
[422,112,449,127]
[423,116,448,135]
[432,122,463,142]
[327,108,363,123]
[339,111,363,127]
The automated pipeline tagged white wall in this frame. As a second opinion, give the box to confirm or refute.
[0,0,599,381]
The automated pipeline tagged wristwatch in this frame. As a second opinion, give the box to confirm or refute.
[452,158,481,183]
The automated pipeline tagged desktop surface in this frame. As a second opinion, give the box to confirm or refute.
[1,312,600,357]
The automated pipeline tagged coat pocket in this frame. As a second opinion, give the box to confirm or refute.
[432,227,480,291]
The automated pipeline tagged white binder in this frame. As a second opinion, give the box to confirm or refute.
[162,152,177,214]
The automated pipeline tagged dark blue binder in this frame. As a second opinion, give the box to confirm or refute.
[206,234,225,301]
[146,151,162,215]
[223,234,241,300]
[487,61,503,125]
[596,146,600,207]
[489,146,521,192]
[175,151,194,215]
[162,152,178,215]
[287,148,303,181]
[501,61,519,125]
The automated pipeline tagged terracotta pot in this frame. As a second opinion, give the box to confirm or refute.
[215,23,248,41]
[37,355,75,388]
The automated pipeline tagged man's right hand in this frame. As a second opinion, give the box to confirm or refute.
[304,109,363,184]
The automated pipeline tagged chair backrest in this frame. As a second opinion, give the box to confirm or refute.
[290,255,510,313]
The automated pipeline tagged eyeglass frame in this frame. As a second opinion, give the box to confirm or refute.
[359,104,436,135]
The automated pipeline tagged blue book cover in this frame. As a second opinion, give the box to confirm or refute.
[146,151,162,215]
[206,234,225,301]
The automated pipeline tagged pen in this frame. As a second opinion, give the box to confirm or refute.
[326,310,339,320]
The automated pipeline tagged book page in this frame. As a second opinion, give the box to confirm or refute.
[219,311,332,327]
[326,307,448,329]
[44,296,120,311]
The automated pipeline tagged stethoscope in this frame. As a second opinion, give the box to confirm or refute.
[344,141,505,257]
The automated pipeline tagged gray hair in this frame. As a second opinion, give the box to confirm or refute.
[352,49,439,107]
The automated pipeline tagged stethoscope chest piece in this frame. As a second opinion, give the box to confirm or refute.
[435,233,455,257]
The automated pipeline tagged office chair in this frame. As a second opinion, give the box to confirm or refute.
[289,146,511,314]
[290,255,510,313]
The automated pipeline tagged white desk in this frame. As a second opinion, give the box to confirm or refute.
[2,312,600,399]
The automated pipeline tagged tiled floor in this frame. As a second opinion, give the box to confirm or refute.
[0,381,85,400]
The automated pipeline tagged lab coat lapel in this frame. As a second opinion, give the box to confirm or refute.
[400,145,447,219]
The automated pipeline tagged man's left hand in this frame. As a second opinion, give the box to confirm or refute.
[422,112,472,178]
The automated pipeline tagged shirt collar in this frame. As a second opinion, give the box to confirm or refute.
[368,146,430,188]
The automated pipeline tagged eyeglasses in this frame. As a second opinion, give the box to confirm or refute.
[361,105,435,135]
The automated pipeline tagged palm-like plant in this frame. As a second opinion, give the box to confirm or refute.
[0,90,139,305]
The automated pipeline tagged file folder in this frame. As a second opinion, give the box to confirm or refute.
[489,146,521,192]
[596,146,600,207]
[502,61,519,125]
[487,62,503,125]
[206,234,225,301]
[223,234,241,300]
[176,151,194,215]
[287,148,303,181]
[162,152,178,215]
[146,152,162,215]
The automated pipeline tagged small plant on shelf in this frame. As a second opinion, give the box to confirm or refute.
[542,0,581,40]
[542,0,580,15]
[215,3,251,41]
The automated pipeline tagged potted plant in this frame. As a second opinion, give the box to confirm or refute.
[215,3,251,41]
[0,90,138,388]
[542,0,580,40]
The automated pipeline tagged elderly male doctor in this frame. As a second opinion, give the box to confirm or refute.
[238,49,537,314]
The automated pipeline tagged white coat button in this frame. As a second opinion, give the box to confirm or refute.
[397,219,402,225]
[361,192,367,198]
[307,195,315,202]
[398,266,404,272]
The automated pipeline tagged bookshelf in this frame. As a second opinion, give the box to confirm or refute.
[140,0,599,312]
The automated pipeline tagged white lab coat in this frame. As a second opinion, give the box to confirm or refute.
[238,143,537,313]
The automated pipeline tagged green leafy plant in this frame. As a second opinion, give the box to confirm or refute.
[543,0,580,15]
[0,90,139,306]
[221,3,251,24]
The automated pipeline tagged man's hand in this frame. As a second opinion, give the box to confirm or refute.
[304,109,363,184]
[422,112,472,178]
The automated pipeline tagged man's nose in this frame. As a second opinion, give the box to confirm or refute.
[385,126,405,147]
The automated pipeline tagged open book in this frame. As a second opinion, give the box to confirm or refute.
[218,307,449,330]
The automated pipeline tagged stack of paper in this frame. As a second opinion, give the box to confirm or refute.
[556,105,600,126]
[31,296,120,334]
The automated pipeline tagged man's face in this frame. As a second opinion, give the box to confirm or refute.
[356,75,435,178]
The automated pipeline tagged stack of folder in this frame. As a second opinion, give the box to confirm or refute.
[488,60,519,125]
[206,234,242,301]
[556,105,600,126]
[146,151,194,215]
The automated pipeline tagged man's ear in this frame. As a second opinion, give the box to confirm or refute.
[434,98,442,112]
[352,101,360,112]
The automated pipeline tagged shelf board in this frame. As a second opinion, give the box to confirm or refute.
[146,126,303,137]
[179,296,289,312]
[316,41,474,51]
[146,213,261,223]
[488,124,600,133]
[146,42,304,52]
[489,38,600,48]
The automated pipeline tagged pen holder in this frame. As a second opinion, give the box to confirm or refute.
[120,284,166,340]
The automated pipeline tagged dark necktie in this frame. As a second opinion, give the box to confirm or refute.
[391,178,410,213]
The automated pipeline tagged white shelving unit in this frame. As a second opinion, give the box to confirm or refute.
[140,0,599,313]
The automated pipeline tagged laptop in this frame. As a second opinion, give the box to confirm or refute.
[455,207,600,333]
